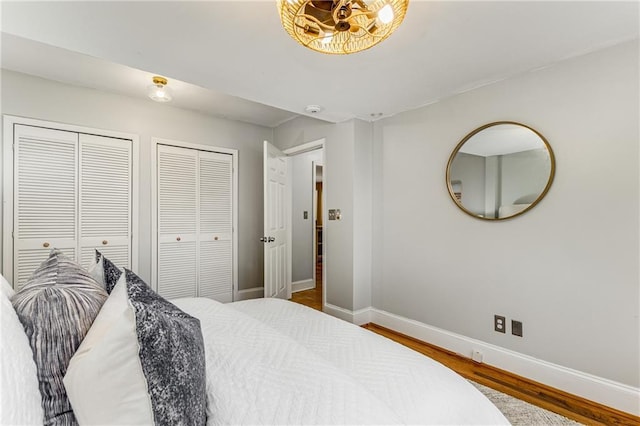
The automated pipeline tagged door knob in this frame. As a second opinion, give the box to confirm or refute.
[268,237,275,242]
[259,237,267,242]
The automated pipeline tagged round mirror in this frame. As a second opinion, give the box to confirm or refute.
[446,121,555,220]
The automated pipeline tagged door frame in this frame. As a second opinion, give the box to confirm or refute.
[282,138,325,306]
[311,161,321,287]
[150,137,238,300]
[2,114,140,283]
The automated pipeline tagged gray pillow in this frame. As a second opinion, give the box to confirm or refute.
[125,268,207,425]
[94,250,122,294]
[12,249,107,425]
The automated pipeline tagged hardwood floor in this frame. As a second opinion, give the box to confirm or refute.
[290,260,322,311]
[289,272,639,426]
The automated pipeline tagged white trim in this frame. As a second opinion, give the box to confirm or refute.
[235,287,264,301]
[322,303,372,325]
[283,138,325,156]
[292,278,314,293]
[2,115,140,282]
[150,137,239,301]
[369,308,640,416]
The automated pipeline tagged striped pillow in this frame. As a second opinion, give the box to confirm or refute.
[11,249,108,425]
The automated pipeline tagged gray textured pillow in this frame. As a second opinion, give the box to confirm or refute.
[12,249,108,425]
[64,269,207,425]
[93,250,122,294]
[127,268,207,424]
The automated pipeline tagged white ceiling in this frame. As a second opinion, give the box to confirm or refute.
[1,1,638,127]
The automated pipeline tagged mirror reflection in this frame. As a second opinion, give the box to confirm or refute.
[446,122,555,220]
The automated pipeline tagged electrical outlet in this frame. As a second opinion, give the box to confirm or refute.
[512,320,523,337]
[494,315,506,333]
[471,349,483,363]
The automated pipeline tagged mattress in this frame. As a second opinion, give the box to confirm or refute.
[174,297,509,425]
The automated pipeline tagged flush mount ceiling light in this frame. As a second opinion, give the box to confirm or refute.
[277,0,409,55]
[147,76,173,102]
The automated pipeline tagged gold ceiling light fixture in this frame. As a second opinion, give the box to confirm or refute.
[277,0,409,55]
[147,76,173,102]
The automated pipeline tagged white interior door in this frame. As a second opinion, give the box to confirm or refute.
[13,125,78,289]
[79,134,132,269]
[198,151,233,302]
[157,145,198,299]
[263,141,290,299]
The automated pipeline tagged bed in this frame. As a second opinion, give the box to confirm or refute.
[1,249,509,425]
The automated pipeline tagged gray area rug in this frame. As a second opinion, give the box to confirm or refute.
[470,381,582,425]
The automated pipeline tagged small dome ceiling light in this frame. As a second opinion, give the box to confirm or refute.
[148,76,173,102]
[305,104,323,113]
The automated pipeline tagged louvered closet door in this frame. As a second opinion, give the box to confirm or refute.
[198,151,233,302]
[13,125,78,290]
[79,134,132,269]
[157,145,198,299]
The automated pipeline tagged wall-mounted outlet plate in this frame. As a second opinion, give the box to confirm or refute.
[494,315,506,333]
[512,320,523,337]
[471,349,483,363]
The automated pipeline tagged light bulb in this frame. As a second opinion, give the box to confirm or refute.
[321,32,333,45]
[378,4,394,24]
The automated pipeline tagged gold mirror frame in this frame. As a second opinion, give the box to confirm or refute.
[446,121,556,221]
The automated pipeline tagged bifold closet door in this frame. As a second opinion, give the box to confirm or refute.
[157,145,198,299]
[79,134,132,269]
[198,151,233,302]
[13,125,78,289]
[156,144,233,301]
[12,125,133,290]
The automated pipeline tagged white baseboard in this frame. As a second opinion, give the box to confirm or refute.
[235,287,263,301]
[369,308,640,417]
[292,279,315,293]
[323,303,371,325]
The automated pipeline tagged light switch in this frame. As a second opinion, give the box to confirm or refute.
[303,211,308,219]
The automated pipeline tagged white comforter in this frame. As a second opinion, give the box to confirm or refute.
[173,297,509,425]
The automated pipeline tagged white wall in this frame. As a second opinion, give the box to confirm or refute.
[353,119,373,311]
[372,40,639,388]
[291,148,322,283]
[0,70,271,292]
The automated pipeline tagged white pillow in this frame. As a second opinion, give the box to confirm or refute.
[87,250,123,293]
[64,269,206,425]
[0,275,44,425]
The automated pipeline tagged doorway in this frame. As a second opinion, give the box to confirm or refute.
[289,153,324,311]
